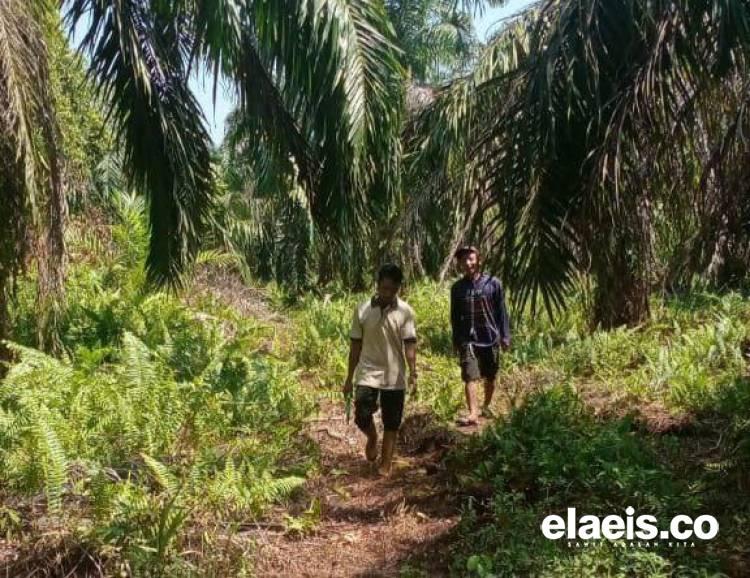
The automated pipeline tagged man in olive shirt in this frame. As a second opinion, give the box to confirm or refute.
[343,264,417,476]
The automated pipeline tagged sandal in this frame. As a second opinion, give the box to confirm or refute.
[480,407,495,419]
[455,415,479,427]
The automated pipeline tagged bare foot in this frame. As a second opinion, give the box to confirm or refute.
[377,461,392,477]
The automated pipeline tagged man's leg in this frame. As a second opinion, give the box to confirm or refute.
[354,386,379,461]
[464,379,480,422]
[483,378,496,412]
[480,346,499,417]
[377,388,405,476]
[459,345,481,425]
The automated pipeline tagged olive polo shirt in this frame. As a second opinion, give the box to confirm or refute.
[350,296,417,390]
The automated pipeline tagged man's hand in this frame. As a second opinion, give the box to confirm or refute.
[501,338,511,352]
[343,377,353,396]
[408,371,418,395]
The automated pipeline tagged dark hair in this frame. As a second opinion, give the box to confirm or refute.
[454,245,479,260]
[377,263,403,286]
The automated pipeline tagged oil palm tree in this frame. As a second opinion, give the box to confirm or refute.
[411,0,750,328]
[1,0,65,356]
[385,0,480,84]
[212,118,317,292]
[1,0,404,351]
[67,0,404,285]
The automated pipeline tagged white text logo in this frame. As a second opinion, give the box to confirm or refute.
[541,507,718,543]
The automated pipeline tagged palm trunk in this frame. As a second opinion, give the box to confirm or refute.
[439,197,479,282]
[316,247,334,287]
[35,116,67,355]
[0,278,11,375]
[0,141,30,372]
[409,234,426,278]
[592,244,651,329]
[591,193,653,329]
[704,156,750,287]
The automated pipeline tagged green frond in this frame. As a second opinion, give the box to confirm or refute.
[265,474,306,501]
[34,409,68,514]
[141,453,180,495]
[120,331,158,389]
[409,0,750,320]
[0,0,51,216]
[2,341,73,386]
[196,249,240,268]
[201,0,405,238]
[67,0,215,287]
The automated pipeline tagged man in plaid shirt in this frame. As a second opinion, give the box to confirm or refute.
[450,246,511,426]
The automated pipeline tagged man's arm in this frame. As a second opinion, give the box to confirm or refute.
[344,339,362,395]
[345,306,363,394]
[404,340,417,392]
[450,284,461,352]
[493,279,511,349]
[400,306,418,392]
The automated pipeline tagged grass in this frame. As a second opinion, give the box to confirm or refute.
[1,208,317,576]
[282,282,750,576]
[3,205,750,575]
[284,279,750,417]
[446,385,723,576]
[437,290,750,577]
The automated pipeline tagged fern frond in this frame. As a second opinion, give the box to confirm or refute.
[120,332,158,389]
[141,453,179,496]
[34,411,68,514]
[266,475,306,501]
[196,250,239,268]
[2,341,73,386]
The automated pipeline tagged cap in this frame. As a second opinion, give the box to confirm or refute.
[454,245,479,259]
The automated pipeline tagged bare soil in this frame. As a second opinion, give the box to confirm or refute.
[243,400,481,578]
[242,367,703,578]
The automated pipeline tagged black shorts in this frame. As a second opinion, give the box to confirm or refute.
[354,385,405,432]
[459,343,499,382]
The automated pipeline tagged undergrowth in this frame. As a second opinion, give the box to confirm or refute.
[3,197,750,576]
[1,197,315,576]
[284,282,750,577]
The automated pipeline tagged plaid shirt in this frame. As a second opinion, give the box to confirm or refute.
[450,273,511,349]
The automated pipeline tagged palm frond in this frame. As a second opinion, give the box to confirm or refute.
[404,14,532,282]
[420,0,750,321]
[0,0,51,216]
[1,1,65,353]
[196,0,404,239]
[67,0,215,287]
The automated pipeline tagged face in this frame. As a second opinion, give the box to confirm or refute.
[376,277,400,304]
[458,251,479,277]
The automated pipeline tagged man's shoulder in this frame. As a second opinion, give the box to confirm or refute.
[396,297,415,316]
[450,277,467,292]
[485,273,503,289]
[355,299,372,315]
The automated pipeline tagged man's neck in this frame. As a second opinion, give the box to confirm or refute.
[373,295,396,308]
[464,271,482,282]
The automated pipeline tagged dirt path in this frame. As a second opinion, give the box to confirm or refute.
[240,368,559,577]
[181,279,477,576]
[243,398,485,577]
[239,364,701,577]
